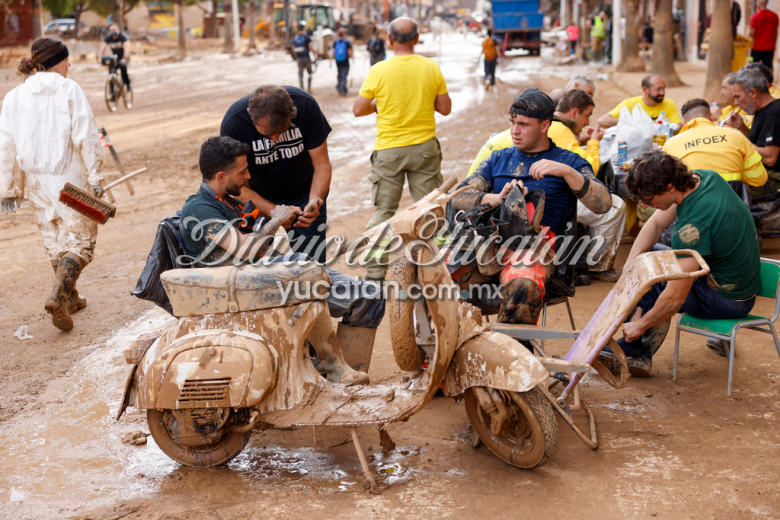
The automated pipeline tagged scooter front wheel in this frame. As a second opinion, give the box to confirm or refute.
[465,386,558,469]
[147,409,251,467]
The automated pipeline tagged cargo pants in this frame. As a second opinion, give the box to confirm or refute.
[364,137,443,279]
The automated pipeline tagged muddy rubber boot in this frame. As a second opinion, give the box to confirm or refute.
[307,74,312,93]
[309,313,370,386]
[299,77,305,90]
[51,260,86,313]
[44,254,84,332]
[337,323,377,373]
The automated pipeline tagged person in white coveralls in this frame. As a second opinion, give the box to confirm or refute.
[0,37,104,332]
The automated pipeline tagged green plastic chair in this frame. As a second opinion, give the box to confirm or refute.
[672,258,780,396]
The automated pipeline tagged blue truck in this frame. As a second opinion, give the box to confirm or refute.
[491,0,544,55]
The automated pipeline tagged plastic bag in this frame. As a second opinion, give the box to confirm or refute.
[606,104,656,171]
[131,212,190,315]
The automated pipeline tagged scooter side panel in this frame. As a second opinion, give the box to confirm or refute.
[442,331,548,397]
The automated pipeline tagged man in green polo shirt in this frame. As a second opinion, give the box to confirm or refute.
[598,150,761,376]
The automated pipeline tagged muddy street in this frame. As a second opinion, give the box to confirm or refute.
[1,33,780,519]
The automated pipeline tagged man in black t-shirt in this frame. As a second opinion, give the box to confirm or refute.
[367,26,386,66]
[220,85,331,262]
[98,23,131,90]
[728,68,780,194]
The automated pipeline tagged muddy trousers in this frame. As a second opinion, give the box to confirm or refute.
[456,249,553,325]
[297,56,313,90]
[618,252,756,360]
[336,61,349,95]
[576,194,626,272]
[484,58,496,85]
[364,137,443,279]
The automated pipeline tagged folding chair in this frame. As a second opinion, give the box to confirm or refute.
[673,258,780,396]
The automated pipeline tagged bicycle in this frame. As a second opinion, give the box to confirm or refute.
[101,54,133,112]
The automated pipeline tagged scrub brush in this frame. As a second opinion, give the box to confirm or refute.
[59,167,148,224]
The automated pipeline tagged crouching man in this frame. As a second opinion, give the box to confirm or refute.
[179,136,385,385]
[450,89,612,324]
[598,151,762,377]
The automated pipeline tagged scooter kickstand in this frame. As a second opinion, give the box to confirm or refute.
[351,427,378,489]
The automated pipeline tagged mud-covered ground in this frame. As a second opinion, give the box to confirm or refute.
[1,33,780,519]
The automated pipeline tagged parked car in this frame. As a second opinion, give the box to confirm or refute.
[44,18,83,34]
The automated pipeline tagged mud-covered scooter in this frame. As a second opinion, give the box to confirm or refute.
[116,176,578,476]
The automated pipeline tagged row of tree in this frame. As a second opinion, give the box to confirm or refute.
[616,0,734,101]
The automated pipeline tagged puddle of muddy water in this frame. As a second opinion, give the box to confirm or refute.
[0,309,429,518]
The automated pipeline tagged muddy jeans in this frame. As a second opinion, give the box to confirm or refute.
[484,58,496,85]
[618,245,757,359]
[577,194,626,272]
[365,137,443,278]
[297,56,312,84]
[336,61,349,95]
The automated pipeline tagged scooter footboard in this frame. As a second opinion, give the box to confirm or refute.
[442,331,549,397]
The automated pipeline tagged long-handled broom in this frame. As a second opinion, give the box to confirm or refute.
[59,167,148,225]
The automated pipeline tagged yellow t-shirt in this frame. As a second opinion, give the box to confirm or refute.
[547,120,601,173]
[718,105,753,128]
[662,117,766,187]
[467,128,512,176]
[358,54,448,151]
[608,96,682,124]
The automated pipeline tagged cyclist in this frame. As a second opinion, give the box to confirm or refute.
[98,23,131,92]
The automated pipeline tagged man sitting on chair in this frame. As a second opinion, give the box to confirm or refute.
[598,151,761,377]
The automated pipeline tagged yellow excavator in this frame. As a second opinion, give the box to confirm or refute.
[243,2,337,59]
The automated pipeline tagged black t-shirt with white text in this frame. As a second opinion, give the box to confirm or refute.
[104,32,128,60]
[749,98,780,169]
[220,86,331,203]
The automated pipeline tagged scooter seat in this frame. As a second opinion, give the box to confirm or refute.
[161,261,331,317]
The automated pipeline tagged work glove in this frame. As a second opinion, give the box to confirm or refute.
[91,183,104,198]
[1,197,18,214]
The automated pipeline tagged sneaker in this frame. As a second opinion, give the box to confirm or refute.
[706,337,730,357]
[590,269,622,283]
[597,350,653,378]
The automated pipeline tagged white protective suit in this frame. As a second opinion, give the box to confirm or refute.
[0,72,103,264]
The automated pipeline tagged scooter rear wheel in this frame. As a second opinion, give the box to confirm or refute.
[147,409,251,467]
[464,386,558,468]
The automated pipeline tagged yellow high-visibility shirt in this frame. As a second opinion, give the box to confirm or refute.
[467,128,512,176]
[608,96,682,124]
[770,85,780,99]
[662,117,767,187]
[358,54,448,151]
[548,120,600,173]
[718,104,753,128]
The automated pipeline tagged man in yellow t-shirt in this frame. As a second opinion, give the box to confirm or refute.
[353,16,451,281]
[597,74,682,129]
[716,73,753,128]
[664,98,767,196]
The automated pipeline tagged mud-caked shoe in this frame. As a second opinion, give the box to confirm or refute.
[707,338,730,357]
[597,350,653,378]
[45,254,85,332]
[590,269,622,283]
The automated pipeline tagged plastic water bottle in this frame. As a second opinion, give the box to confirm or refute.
[658,111,672,138]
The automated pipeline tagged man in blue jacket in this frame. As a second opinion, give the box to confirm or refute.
[451,89,612,324]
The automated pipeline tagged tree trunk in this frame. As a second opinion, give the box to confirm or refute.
[114,0,125,31]
[703,0,733,101]
[223,0,234,52]
[651,0,683,85]
[31,0,43,39]
[248,0,257,50]
[177,0,187,55]
[576,0,590,60]
[70,4,85,39]
[619,0,646,71]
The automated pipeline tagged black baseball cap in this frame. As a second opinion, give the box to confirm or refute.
[510,88,558,121]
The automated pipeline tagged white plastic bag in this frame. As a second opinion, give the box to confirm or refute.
[607,104,656,171]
